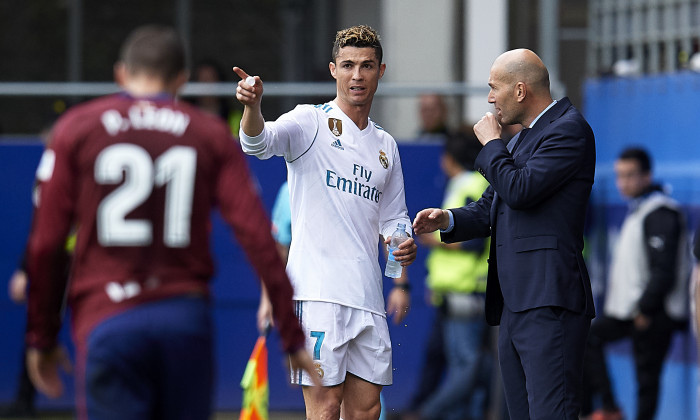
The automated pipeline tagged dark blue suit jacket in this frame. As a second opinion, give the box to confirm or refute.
[442,98,596,326]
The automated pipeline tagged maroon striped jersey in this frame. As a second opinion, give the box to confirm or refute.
[26,92,303,352]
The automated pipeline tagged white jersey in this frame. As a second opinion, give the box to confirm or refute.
[240,101,411,316]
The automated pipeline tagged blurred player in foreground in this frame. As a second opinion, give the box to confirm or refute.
[24,24,318,420]
[234,24,417,420]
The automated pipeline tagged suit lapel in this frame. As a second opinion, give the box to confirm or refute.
[507,128,529,153]
[520,98,572,149]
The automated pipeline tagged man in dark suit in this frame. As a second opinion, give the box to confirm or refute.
[413,48,596,419]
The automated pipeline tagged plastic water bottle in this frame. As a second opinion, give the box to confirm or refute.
[385,223,408,278]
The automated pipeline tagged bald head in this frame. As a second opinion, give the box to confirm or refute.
[493,49,550,94]
[486,49,553,126]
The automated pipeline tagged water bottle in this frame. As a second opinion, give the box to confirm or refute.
[385,223,408,278]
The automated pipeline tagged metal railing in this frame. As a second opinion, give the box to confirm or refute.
[0,82,489,98]
[588,0,700,76]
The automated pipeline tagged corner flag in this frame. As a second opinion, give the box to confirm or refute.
[239,335,269,420]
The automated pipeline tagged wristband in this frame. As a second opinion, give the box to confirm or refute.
[394,283,411,292]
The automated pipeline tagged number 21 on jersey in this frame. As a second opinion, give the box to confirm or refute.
[95,143,196,248]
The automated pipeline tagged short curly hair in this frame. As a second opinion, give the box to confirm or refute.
[331,25,383,63]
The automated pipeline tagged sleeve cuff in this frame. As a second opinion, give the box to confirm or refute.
[239,128,267,156]
[440,210,455,233]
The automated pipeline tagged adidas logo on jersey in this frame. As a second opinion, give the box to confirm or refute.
[331,139,344,150]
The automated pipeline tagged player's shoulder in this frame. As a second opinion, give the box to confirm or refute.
[368,118,396,143]
[371,120,386,132]
[51,95,123,140]
[286,101,342,116]
[310,102,335,114]
[287,102,330,118]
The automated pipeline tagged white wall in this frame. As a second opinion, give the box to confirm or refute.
[464,0,508,125]
[378,0,459,139]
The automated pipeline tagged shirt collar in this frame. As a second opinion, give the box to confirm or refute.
[528,100,557,128]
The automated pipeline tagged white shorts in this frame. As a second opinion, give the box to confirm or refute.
[290,300,392,386]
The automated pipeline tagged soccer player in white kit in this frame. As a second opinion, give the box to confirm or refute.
[234,25,417,420]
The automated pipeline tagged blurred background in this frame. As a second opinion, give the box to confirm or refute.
[1,0,700,419]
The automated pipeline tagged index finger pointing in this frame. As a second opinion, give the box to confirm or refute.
[232,66,249,80]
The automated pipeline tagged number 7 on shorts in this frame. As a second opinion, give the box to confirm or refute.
[310,331,325,360]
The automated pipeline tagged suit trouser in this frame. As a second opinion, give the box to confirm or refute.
[499,305,590,420]
[581,314,675,420]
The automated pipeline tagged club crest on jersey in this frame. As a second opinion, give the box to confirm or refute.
[328,118,342,136]
[379,150,389,169]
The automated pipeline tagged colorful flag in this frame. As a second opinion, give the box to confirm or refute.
[239,335,269,420]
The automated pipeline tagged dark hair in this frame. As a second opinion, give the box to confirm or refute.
[332,25,383,63]
[444,126,483,171]
[119,25,186,82]
[618,147,652,174]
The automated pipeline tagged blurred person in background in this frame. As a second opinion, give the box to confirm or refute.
[188,59,242,135]
[0,123,69,419]
[691,224,700,420]
[0,269,37,418]
[24,24,318,420]
[271,180,292,263]
[580,147,690,420]
[234,24,417,420]
[256,179,292,332]
[417,93,450,140]
[411,128,491,420]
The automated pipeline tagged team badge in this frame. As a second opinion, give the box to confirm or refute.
[328,118,342,136]
[379,150,389,169]
[314,362,325,378]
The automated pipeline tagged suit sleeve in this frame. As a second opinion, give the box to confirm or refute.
[216,138,305,353]
[475,118,589,210]
[441,186,494,243]
[458,197,488,253]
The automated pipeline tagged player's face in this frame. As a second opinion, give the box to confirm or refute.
[615,159,651,198]
[330,46,385,109]
[487,67,520,126]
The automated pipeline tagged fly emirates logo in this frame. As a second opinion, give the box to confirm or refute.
[101,102,190,137]
[325,163,382,203]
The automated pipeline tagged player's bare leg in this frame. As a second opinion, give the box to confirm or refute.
[339,373,382,420]
[303,383,344,420]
